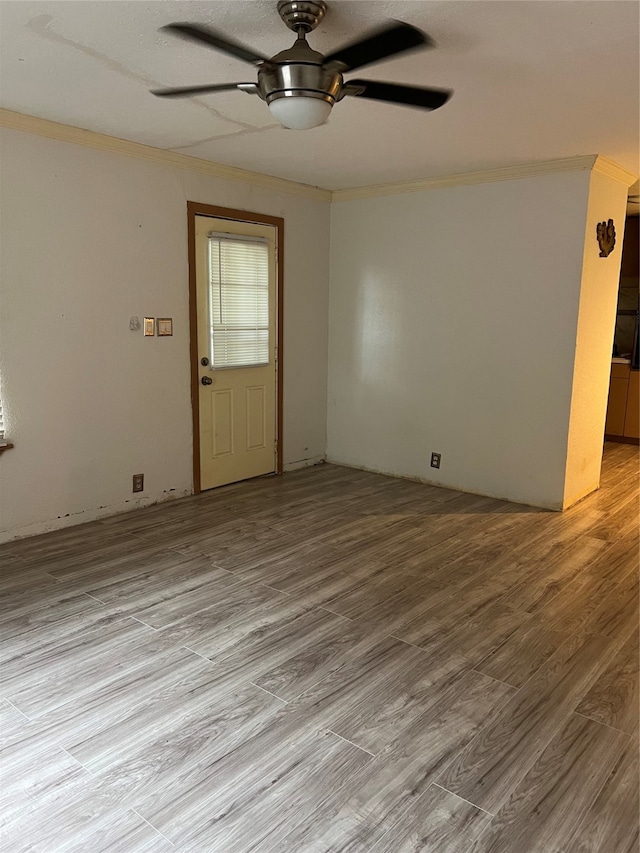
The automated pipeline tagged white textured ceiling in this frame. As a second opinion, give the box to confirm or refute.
[0,1,638,190]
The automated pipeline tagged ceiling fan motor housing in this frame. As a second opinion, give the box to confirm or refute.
[258,37,342,106]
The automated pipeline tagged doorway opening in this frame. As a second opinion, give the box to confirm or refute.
[604,213,639,444]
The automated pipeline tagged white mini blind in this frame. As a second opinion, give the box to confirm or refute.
[208,233,270,369]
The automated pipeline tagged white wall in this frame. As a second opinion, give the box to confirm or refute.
[327,171,593,509]
[0,128,330,541]
[563,172,629,507]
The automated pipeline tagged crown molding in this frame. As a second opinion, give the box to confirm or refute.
[0,109,332,203]
[330,156,605,202]
[592,155,638,187]
[2,110,636,204]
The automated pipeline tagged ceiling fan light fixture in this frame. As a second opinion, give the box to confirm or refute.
[268,92,333,129]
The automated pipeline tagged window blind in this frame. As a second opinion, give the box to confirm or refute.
[208,233,270,369]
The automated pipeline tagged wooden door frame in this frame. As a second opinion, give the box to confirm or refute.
[187,201,284,494]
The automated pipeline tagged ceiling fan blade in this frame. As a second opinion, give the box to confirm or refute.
[343,80,451,111]
[323,21,431,73]
[161,23,268,65]
[151,82,257,98]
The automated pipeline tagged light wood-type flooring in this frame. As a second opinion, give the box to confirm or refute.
[1,442,638,852]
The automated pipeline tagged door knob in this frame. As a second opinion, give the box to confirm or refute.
[201,376,213,386]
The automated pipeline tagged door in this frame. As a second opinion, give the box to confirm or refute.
[194,214,278,490]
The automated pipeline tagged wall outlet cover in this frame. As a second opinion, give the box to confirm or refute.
[132,473,144,492]
[430,452,441,469]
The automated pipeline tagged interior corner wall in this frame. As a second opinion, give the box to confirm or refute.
[327,171,593,509]
[0,128,330,542]
[562,172,630,508]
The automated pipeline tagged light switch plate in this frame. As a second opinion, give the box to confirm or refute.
[144,318,155,336]
[157,317,173,336]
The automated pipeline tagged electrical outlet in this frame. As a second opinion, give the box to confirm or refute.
[132,473,144,492]
[430,452,441,469]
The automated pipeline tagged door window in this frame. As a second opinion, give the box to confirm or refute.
[208,233,270,369]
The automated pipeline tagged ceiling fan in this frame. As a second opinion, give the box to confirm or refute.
[151,0,452,130]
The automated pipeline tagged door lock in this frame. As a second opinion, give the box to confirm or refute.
[200,357,209,366]
[201,376,213,386]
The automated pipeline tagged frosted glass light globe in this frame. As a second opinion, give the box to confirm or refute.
[268,96,332,129]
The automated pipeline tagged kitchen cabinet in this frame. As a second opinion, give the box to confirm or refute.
[605,362,639,441]
[623,370,639,438]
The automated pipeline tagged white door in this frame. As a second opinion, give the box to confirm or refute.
[195,215,277,490]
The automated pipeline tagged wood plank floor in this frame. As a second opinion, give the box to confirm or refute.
[1,442,638,852]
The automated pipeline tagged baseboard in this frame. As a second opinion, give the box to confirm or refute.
[604,434,640,445]
[0,488,192,544]
[283,455,326,472]
[325,456,560,511]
